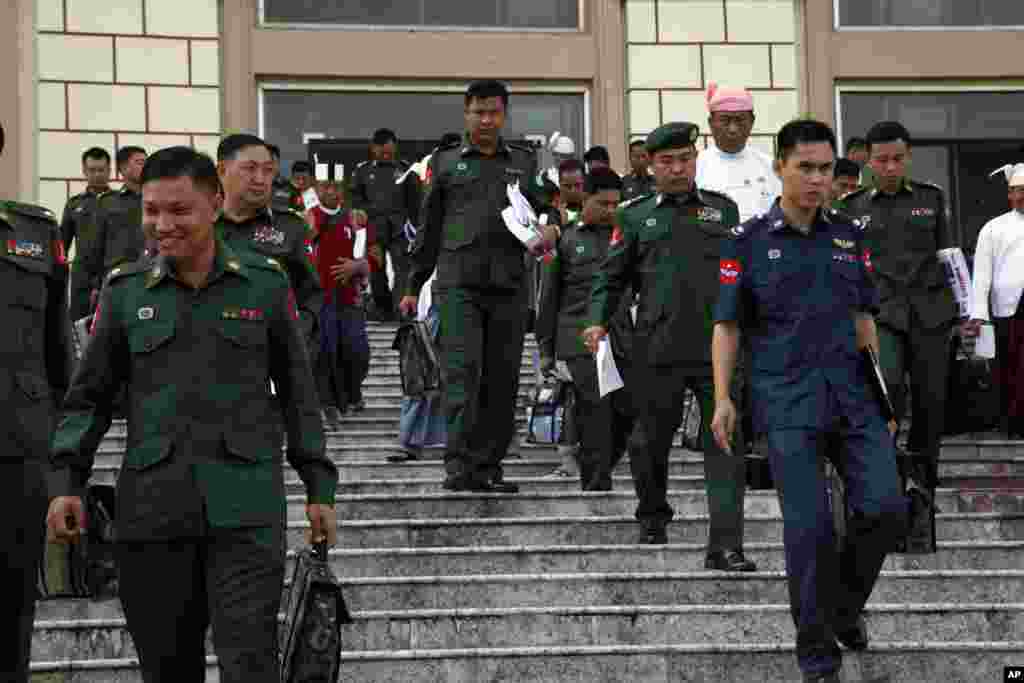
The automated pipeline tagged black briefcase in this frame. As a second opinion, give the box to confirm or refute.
[526,380,572,445]
[280,542,351,683]
[944,335,999,436]
[392,321,442,397]
[38,484,119,599]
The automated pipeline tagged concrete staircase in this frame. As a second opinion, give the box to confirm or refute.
[30,322,1024,682]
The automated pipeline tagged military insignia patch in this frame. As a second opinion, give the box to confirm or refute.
[862,249,874,272]
[137,306,156,320]
[731,225,745,236]
[610,226,624,246]
[226,259,240,271]
[253,225,286,246]
[832,253,857,263]
[768,249,781,260]
[832,238,855,250]
[576,245,585,254]
[696,207,723,223]
[456,162,468,172]
[222,306,240,320]
[911,208,936,217]
[860,216,872,227]
[239,308,264,321]
[7,240,44,258]
[645,218,657,227]
[719,259,742,284]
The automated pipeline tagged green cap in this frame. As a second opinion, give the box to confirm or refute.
[646,122,699,154]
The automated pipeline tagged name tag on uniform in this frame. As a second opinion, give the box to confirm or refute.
[222,306,263,321]
[832,238,854,250]
[768,249,781,260]
[696,207,723,223]
[7,239,44,258]
[832,252,858,264]
[253,225,286,246]
[911,208,935,217]
[137,306,156,320]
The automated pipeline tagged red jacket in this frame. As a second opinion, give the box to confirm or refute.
[307,207,379,307]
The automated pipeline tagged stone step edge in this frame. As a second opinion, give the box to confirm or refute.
[291,539,1024,559]
[35,602,1024,631]
[30,641,1024,672]
[288,511,1024,529]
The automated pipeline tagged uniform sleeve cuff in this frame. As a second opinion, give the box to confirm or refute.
[306,472,338,506]
[47,467,86,500]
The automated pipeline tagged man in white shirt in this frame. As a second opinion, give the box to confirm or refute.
[695,83,782,222]
[966,163,1024,435]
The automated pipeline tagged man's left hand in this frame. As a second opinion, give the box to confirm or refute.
[306,504,337,547]
[351,210,368,227]
[330,257,364,284]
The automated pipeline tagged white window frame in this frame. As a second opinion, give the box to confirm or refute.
[258,80,591,152]
[257,0,585,33]
[833,0,1024,31]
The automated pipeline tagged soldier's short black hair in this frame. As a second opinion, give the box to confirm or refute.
[140,146,220,197]
[865,121,912,150]
[629,139,647,150]
[584,146,611,164]
[776,119,836,161]
[266,143,281,160]
[217,133,266,162]
[372,128,397,145]
[465,80,509,108]
[834,157,861,179]
[558,159,585,178]
[845,136,867,152]
[291,160,313,175]
[116,146,147,169]
[584,168,623,195]
[82,147,111,165]
[439,132,462,147]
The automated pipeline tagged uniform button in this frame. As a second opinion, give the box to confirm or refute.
[143,340,153,350]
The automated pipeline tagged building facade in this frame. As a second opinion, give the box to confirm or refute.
[2,0,1021,252]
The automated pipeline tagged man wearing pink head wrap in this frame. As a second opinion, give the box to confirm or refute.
[695,83,782,222]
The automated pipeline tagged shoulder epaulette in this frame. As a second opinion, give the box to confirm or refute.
[842,187,871,201]
[4,200,57,223]
[437,138,461,152]
[825,206,864,229]
[355,160,370,169]
[243,253,288,278]
[618,193,653,210]
[911,179,944,193]
[106,260,148,284]
[506,141,535,153]
[698,187,736,204]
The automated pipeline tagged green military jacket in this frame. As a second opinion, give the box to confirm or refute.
[351,159,422,242]
[1,201,73,462]
[843,179,957,331]
[59,188,106,253]
[216,207,324,338]
[50,241,336,541]
[271,177,302,213]
[80,186,144,292]
[621,172,655,204]
[536,220,634,361]
[589,189,740,369]
[408,136,543,295]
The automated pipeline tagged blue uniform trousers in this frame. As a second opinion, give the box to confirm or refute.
[764,413,906,675]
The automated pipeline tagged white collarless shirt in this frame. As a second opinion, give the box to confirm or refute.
[970,209,1024,320]
[696,144,781,223]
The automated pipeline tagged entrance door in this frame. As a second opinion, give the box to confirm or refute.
[955,141,1024,253]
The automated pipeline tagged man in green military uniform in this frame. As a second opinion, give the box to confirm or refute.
[622,139,655,203]
[267,143,303,212]
[351,128,422,320]
[537,168,635,490]
[80,145,147,311]
[399,80,558,492]
[214,134,324,365]
[47,147,337,682]
[583,122,754,566]
[843,121,956,486]
[0,122,73,681]
[62,147,112,320]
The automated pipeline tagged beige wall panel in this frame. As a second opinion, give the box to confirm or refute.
[38,82,67,130]
[38,34,114,82]
[118,133,191,154]
[704,44,772,88]
[625,0,656,42]
[39,131,116,178]
[190,41,220,86]
[38,180,69,216]
[67,0,143,35]
[725,0,796,42]
[771,44,796,88]
[68,180,89,196]
[628,45,701,89]
[191,134,222,159]
[117,37,189,84]
[148,87,220,133]
[661,90,709,128]
[659,0,725,43]
[145,0,218,37]
[37,0,64,31]
[628,90,661,135]
[68,83,147,130]
[752,90,799,134]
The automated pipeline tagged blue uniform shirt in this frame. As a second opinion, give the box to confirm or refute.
[714,201,882,432]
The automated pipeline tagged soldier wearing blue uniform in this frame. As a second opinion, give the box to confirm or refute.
[711,120,906,683]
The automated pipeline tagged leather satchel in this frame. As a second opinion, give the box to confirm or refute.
[280,542,352,683]
[392,320,442,397]
[37,484,119,599]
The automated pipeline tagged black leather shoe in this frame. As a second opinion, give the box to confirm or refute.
[442,475,472,491]
[835,615,869,651]
[467,478,520,494]
[705,549,757,572]
[638,526,668,544]
[803,672,840,683]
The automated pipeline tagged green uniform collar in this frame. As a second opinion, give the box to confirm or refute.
[459,134,512,158]
[145,238,247,289]
[655,188,707,206]
[868,176,914,198]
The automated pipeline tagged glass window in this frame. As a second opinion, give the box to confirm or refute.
[838,0,1024,27]
[262,89,585,174]
[263,0,579,29]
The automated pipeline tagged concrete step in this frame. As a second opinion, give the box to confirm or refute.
[289,513,1024,549]
[31,603,1024,662]
[283,488,1024,522]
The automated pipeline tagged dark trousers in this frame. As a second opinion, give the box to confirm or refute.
[629,366,747,551]
[566,356,633,491]
[370,234,411,315]
[878,318,951,483]
[68,261,94,322]
[993,315,1024,434]
[765,416,906,675]
[441,286,527,483]
[116,527,285,683]
[316,304,370,409]
[0,459,47,680]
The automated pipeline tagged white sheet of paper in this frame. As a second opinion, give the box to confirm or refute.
[976,324,996,359]
[353,228,367,260]
[506,181,537,227]
[302,188,320,210]
[501,205,542,250]
[937,247,971,318]
[596,338,624,397]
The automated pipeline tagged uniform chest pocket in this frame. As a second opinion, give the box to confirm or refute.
[214,321,268,349]
[447,174,481,204]
[128,322,175,355]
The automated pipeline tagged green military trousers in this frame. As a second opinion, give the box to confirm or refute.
[440,286,527,483]
[629,365,747,551]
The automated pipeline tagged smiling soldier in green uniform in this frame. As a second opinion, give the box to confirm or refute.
[583,122,754,567]
[47,147,337,682]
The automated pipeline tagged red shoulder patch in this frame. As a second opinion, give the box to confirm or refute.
[610,226,624,246]
[861,248,873,273]
[719,258,742,285]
